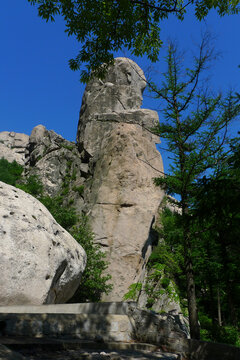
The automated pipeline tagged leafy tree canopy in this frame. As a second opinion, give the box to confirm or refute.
[27,0,240,81]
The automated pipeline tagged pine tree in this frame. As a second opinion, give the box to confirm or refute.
[152,37,240,339]
[193,136,240,329]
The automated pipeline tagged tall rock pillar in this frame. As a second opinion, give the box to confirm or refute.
[77,57,165,300]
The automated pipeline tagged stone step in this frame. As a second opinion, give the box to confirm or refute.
[0,339,180,360]
[0,337,158,352]
[0,302,136,315]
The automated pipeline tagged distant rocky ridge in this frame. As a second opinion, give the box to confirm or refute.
[0,58,179,311]
[0,131,29,166]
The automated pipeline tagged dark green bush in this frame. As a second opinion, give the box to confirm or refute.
[161,277,170,289]
[199,312,240,346]
[69,216,112,302]
[40,196,78,231]
[17,175,43,197]
[213,325,240,346]
[73,185,84,195]
[0,158,23,185]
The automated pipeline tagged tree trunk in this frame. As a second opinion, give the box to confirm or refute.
[182,202,200,340]
[217,287,222,326]
[220,234,237,326]
[185,249,200,339]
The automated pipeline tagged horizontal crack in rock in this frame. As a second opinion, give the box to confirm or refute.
[96,202,135,207]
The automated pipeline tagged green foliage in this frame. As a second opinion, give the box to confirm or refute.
[69,216,112,302]
[199,313,240,346]
[146,297,155,308]
[0,158,43,198]
[61,143,75,151]
[73,185,84,196]
[151,37,240,339]
[0,158,23,186]
[71,169,77,181]
[190,137,240,340]
[17,174,43,197]
[123,283,142,301]
[161,277,170,289]
[156,140,240,344]
[150,210,184,276]
[40,198,112,302]
[27,0,240,81]
[60,186,69,196]
[0,158,111,302]
[139,221,182,311]
[40,195,78,231]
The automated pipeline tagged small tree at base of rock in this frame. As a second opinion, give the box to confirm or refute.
[68,215,112,303]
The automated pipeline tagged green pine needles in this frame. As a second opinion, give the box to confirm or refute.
[151,36,240,339]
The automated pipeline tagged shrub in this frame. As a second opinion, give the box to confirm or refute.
[17,175,43,197]
[0,158,111,302]
[0,158,23,185]
[73,185,84,195]
[123,283,142,301]
[69,216,112,302]
[40,196,78,231]
[199,312,240,346]
[161,277,170,289]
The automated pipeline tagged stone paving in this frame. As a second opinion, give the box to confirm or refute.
[17,347,180,360]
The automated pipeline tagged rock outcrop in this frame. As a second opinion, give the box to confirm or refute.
[0,57,166,304]
[0,131,29,165]
[76,57,165,300]
[0,181,86,305]
[25,124,86,203]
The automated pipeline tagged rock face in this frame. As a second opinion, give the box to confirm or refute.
[76,57,147,151]
[0,131,29,165]
[77,57,165,300]
[0,181,86,305]
[0,57,166,304]
[25,124,86,202]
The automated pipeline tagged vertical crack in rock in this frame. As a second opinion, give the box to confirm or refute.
[45,259,68,304]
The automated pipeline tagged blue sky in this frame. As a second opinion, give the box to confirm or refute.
[1,1,240,153]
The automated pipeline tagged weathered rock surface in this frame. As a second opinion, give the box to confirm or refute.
[76,57,147,148]
[0,57,169,306]
[0,131,29,165]
[77,57,165,300]
[137,267,182,314]
[0,181,86,305]
[25,125,87,201]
